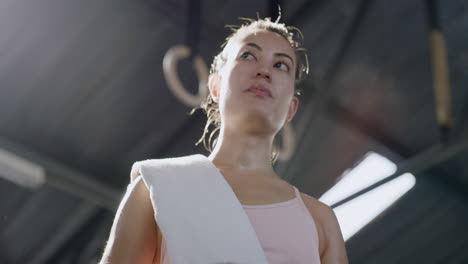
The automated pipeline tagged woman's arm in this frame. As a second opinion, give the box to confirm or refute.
[99,175,158,264]
[319,204,348,264]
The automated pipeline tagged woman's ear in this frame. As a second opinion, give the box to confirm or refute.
[208,74,221,103]
[286,96,299,122]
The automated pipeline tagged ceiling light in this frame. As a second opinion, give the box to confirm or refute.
[319,152,416,241]
[0,148,46,189]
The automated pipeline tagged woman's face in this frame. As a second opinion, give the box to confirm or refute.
[210,30,299,136]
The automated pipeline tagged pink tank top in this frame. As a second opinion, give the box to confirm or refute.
[158,186,321,264]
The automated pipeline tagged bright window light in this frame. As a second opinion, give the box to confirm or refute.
[319,152,416,241]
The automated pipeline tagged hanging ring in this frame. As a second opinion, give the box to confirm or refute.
[163,45,209,107]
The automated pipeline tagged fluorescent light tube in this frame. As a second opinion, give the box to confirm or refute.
[0,148,46,189]
[319,152,416,241]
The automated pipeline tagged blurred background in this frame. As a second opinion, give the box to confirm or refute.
[0,0,467,263]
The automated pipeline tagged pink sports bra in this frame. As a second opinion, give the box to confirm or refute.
[158,186,321,263]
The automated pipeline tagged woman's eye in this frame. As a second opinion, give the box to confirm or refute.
[275,61,290,71]
[240,51,254,59]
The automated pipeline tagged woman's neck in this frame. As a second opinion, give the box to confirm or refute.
[208,128,276,175]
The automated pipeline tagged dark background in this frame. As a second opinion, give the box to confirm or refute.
[0,0,467,263]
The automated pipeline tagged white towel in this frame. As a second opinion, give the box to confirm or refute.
[131,154,268,264]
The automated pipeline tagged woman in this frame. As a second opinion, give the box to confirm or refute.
[100,16,348,264]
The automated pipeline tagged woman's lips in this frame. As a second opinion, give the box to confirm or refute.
[247,85,272,97]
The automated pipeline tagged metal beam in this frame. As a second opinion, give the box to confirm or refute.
[0,137,121,211]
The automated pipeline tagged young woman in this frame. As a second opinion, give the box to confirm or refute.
[100,17,348,264]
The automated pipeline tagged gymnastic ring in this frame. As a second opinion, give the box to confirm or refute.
[278,123,296,161]
[163,45,209,107]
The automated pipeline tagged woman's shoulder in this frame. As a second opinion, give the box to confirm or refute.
[299,191,338,256]
[299,192,333,217]
[132,154,205,167]
[299,192,348,262]
[130,154,206,182]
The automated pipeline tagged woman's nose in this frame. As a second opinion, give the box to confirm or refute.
[256,70,271,80]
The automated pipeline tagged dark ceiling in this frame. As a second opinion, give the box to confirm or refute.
[0,0,467,263]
